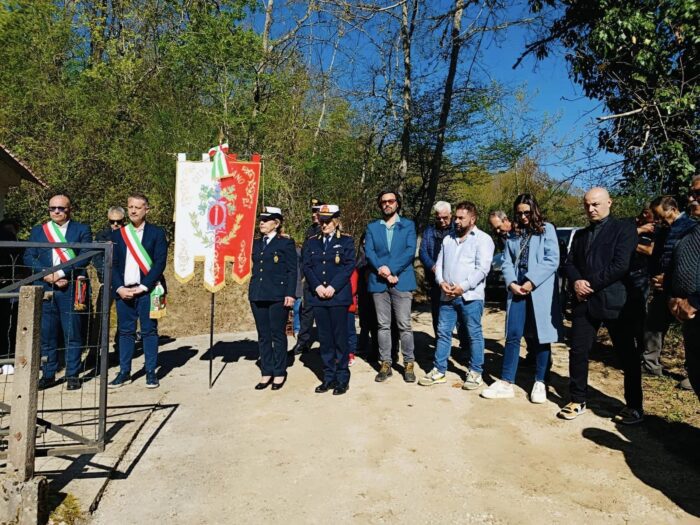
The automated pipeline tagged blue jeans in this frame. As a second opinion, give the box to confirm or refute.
[116,293,159,374]
[293,298,302,334]
[40,286,83,378]
[434,298,484,374]
[502,295,550,383]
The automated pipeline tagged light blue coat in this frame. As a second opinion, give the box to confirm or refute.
[501,222,562,344]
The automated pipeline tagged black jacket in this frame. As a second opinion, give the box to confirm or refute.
[564,216,637,319]
[248,234,297,302]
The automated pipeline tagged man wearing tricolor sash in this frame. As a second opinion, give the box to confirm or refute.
[24,193,92,391]
[109,192,168,389]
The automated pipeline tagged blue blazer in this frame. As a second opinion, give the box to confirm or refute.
[248,234,298,301]
[502,222,562,344]
[364,217,417,293]
[23,221,93,288]
[302,231,355,307]
[111,223,168,296]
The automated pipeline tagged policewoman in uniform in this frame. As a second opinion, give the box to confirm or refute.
[249,207,297,390]
[302,205,355,395]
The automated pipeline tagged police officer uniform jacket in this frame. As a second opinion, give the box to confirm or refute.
[302,230,355,307]
[248,234,297,302]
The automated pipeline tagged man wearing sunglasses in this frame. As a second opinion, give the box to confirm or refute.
[93,206,126,284]
[364,189,418,383]
[667,175,700,398]
[23,193,92,390]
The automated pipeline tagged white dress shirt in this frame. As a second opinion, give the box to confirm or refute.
[435,226,495,301]
[123,224,148,292]
[51,220,69,278]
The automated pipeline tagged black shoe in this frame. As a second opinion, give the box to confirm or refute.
[292,343,308,356]
[38,377,57,390]
[271,375,287,391]
[145,371,160,389]
[255,377,273,390]
[315,382,335,393]
[66,377,81,391]
[332,385,349,395]
[108,371,132,389]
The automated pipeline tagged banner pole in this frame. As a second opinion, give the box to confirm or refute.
[209,292,215,389]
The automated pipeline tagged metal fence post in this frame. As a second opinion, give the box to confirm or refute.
[8,285,43,481]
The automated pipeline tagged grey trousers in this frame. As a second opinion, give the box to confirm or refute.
[642,291,673,376]
[372,289,415,364]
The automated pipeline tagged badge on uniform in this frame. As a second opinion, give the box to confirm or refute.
[335,253,340,264]
[273,253,279,263]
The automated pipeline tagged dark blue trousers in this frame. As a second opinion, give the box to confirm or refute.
[41,286,83,378]
[251,300,288,376]
[116,293,159,374]
[314,306,350,387]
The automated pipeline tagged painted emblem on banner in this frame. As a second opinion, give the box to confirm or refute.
[174,146,261,291]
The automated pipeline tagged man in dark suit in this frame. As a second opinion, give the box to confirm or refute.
[23,193,92,390]
[108,192,168,389]
[559,187,640,424]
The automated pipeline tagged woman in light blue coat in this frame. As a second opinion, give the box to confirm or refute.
[482,193,562,403]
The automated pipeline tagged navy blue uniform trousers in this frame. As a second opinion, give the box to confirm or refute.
[41,286,83,378]
[314,305,350,387]
[251,300,288,376]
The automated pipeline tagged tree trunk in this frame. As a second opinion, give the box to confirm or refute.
[398,0,418,193]
[418,0,464,229]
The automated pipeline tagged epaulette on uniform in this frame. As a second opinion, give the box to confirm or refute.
[279,233,291,239]
[341,232,352,237]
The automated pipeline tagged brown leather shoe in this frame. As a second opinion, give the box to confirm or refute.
[375,361,393,382]
[404,362,416,383]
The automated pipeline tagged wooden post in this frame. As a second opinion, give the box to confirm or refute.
[8,286,43,482]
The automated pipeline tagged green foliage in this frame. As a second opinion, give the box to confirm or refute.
[525,0,699,196]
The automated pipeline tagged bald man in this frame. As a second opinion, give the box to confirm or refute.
[560,187,641,424]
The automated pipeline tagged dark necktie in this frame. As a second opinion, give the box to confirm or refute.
[263,237,269,248]
[324,235,331,250]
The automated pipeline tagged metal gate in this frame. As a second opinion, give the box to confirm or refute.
[0,240,112,457]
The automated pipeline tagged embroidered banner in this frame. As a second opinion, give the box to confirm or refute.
[174,149,261,292]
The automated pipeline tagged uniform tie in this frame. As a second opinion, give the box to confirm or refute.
[263,236,269,248]
[324,235,331,250]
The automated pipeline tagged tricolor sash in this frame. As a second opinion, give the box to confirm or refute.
[121,223,167,319]
[42,221,76,263]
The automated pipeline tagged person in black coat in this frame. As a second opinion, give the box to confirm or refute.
[559,187,640,424]
[249,207,297,391]
[302,205,355,395]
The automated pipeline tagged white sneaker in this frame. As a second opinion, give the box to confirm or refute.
[481,379,514,399]
[530,381,547,404]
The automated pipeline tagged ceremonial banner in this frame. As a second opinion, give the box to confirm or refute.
[174,148,261,292]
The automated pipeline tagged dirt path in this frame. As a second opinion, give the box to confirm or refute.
[90,308,700,524]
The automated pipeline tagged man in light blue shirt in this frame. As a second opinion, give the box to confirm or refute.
[419,201,494,389]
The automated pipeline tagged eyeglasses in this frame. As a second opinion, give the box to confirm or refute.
[380,199,397,205]
[517,211,532,217]
[109,220,125,225]
[48,206,68,213]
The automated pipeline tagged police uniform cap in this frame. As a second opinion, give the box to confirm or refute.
[317,204,340,221]
[258,206,283,221]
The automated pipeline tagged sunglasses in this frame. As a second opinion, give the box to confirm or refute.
[48,206,68,213]
[517,211,532,217]
[690,189,700,198]
[380,199,397,205]
[110,219,125,225]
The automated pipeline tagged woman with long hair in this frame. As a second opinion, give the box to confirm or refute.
[482,193,561,403]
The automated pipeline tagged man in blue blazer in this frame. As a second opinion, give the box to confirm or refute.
[364,190,417,383]
[23,193,92,390]
[109,192,168,389]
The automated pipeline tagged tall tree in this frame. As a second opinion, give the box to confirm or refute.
[519,0,699,195]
